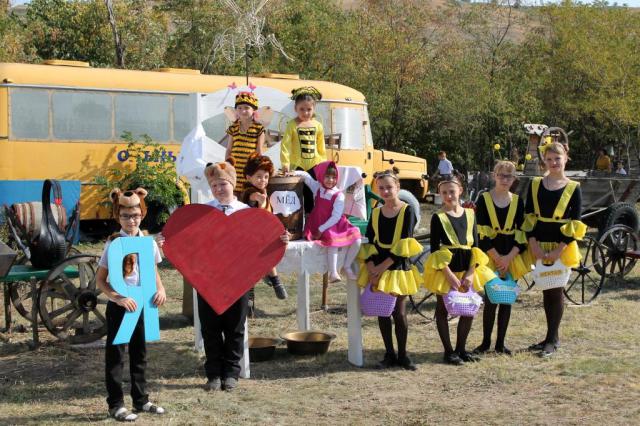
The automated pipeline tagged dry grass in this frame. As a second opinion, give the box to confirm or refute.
[1,227,640,424]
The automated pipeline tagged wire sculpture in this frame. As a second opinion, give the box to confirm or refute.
[208,0,293,81]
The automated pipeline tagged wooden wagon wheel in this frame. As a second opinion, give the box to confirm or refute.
[597,225,638,277]
[38,254,108,344]
[563,236,607,305]
[8,247,81,322]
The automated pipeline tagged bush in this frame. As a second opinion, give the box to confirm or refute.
[95,132,186,232]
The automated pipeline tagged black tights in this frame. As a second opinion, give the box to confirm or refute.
[478,294,511,350]
[378,296,408,358]
[435,295,473,354]
[542,287,564,344]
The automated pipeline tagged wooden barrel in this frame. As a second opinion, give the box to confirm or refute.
[267,176,304,240]
[12,202,67,240]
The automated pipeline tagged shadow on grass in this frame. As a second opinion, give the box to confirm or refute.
[601,276,640,301]
[0,413,107,424]
[0,340,202,405]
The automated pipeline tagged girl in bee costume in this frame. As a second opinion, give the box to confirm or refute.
[523,142,585,357]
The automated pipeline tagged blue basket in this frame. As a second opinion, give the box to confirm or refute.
[485,273,520,305]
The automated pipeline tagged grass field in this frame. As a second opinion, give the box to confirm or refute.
[1,229,640,424]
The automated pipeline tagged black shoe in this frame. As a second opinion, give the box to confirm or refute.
[397,355,417,371]
[376,353,397,369]
[444,352,464,365]
[472,344,490,355]
[528,341,546,351]
[539,342,558,358]
[267,275,288,300]
[495,346,512,355]
[223,377,238,392]
[458,351,481,363]
[205,377,222,391]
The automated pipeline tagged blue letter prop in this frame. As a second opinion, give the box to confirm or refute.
[107,236,160,345]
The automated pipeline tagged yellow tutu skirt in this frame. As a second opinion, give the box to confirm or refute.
[422,247,495,296]
[521,241,581,269]
[357,266,421,296]
[487,253,531,281]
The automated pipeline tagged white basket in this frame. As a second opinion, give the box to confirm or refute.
[531,259,571,290]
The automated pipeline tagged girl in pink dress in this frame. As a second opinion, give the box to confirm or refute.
[295,161,362,282]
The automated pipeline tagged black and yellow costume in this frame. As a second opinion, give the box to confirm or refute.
[474,192,529,355]
[226,120,265,190]
[522,177,586,267]
[357,204,422,296]
[280,119,326,172]
[522,176,585,356]
[476,192,529,280]
[423,209,494,295]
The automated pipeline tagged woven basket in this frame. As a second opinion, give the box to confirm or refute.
[485,273,520,305]
[443,287,483,317]
[531,259,571,290]
[360,284,397,317]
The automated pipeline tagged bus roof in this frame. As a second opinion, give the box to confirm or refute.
[0,62,366,102]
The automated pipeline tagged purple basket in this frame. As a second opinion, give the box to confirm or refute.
[443,288,483,317]
[360,284,397,317]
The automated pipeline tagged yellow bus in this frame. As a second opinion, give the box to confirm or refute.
[0,60,428,223]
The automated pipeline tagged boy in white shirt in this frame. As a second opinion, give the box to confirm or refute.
[437,151,454,180]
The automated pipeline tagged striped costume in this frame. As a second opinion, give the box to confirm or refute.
[226,120,265,191]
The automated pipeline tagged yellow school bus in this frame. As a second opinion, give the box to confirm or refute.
[0,60,428,222]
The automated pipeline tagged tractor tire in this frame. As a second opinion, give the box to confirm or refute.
[598,202,640,237]
[398,189,421,231]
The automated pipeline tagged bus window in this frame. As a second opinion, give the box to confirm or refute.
[10,88,50,140]
[202,113,228,143]
[315,102,331,133]
[173,95,196,143]
[53,90,112,141]
[115,93,170,142]
[332,107,364,150]
[363,105,373,147]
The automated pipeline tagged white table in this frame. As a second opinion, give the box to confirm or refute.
[276,240,364,367]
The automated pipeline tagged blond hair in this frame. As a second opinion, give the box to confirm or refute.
[494,160,516,175]
[542,142,567,157]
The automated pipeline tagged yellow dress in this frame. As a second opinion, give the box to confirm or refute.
[423,209,495,295]
[521,177,587,268]
[356,204,422,296]
[477,192,531,280]
[280,119,326,171]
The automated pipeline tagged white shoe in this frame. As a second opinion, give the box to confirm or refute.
[328,273,342,283]
[344,267,357,281]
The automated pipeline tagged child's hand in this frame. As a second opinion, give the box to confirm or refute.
[116,296,137,312]
[281,165,289,173]
[155,233,165,248]
[280,231,291,244]
[530,241,545,261]
[545,247,562,263]
[153,287,167,307]
[494,255,510,273]
[312,231,322,240]
[250,192,267,206]
[460,275,473,292]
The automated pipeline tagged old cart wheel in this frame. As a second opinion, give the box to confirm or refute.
[563,236,606,305]
[8,247,81,322]
[597,225,638,277]
[38,254,107,344]
[408,289,435,321]
[9,281,41,322]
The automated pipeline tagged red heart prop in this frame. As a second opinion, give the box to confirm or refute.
[162,204,285,314]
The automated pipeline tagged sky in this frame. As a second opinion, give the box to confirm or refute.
[10,0,640,7]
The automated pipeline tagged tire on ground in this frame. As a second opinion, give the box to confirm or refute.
[598,202,640,237]
[398,189,421,231]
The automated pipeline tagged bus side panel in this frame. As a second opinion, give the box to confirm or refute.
[5,141,181,220]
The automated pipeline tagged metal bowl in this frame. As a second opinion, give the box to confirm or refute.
[280,331,336,356]
[248,337,281,362]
